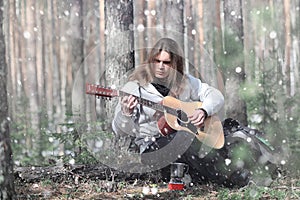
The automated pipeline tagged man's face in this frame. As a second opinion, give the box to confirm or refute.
[153,50,172,79]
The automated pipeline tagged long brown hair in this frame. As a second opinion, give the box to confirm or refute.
[128,38,186,96]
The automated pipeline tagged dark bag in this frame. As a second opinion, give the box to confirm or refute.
[220,118,281,186]
[183,118,281,187]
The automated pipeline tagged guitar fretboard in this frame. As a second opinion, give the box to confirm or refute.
[86,83,177,116]
[118,90,177,115]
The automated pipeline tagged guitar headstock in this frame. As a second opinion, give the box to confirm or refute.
[86,83,118,98]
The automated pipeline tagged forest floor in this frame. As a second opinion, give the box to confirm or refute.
[14,169,300,200]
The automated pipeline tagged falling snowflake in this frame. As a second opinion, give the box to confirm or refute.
[23,31,31,39]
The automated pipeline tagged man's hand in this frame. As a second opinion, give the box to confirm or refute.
[120,95,138,116]
[188,109,207,127]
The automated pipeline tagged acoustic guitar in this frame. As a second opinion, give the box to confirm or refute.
[86,83,224,149]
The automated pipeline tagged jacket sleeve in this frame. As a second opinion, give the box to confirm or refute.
[112,108,139,137]
[111,81,140,137]
[189,75,224,116]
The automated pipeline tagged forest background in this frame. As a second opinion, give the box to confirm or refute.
[1,0,300,198]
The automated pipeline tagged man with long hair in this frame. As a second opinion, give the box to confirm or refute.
[112,38,250,187]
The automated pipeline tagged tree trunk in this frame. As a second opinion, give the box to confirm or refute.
[67,0,85,157]
[6,0,17,121]
[0,0,15,197]
[212,0,226,109]
[134,0,146,65]
[283,0,291,99]
[69,0,85,119]
[35,0,46,161]
[146,0,157,46]
[25,0,41,158]
[196,0,205,77]
[44,0,54,132]
[223,0,248,125]
[104,0,134,121]
[183,0,195,75]
[241,0,253,82]
[158,0,184,47]
[95,0,106,120]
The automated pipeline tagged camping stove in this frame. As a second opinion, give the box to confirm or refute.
[168,162,189,190]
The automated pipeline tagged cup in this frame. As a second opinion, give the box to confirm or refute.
[170,162,189,179]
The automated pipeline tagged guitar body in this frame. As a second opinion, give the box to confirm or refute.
[158,96,225,149]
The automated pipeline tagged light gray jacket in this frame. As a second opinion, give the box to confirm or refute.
[112,74,224,151]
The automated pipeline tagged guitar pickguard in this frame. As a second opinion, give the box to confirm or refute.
[176,118,198,135]
[175,109,198,135]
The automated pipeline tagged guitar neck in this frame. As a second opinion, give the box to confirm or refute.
[86,83,176,115]
[118,90,165,113]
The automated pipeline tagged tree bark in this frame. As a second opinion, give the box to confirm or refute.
[223,0,248,125]
[241,0,253,82]
[213,0,226,104]
[158,0,184,47]
[146,0,157,46]
[0,0,15,197]
[44,0,54,131]
[134,0,146,65]
[104,0,134,121]
[183,0,195,75]
[283,0,291,98]
[6,0,17,121]
[197,0,205,77]
[70,0,85,116]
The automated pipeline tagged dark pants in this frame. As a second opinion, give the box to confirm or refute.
[142,131,249,187]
